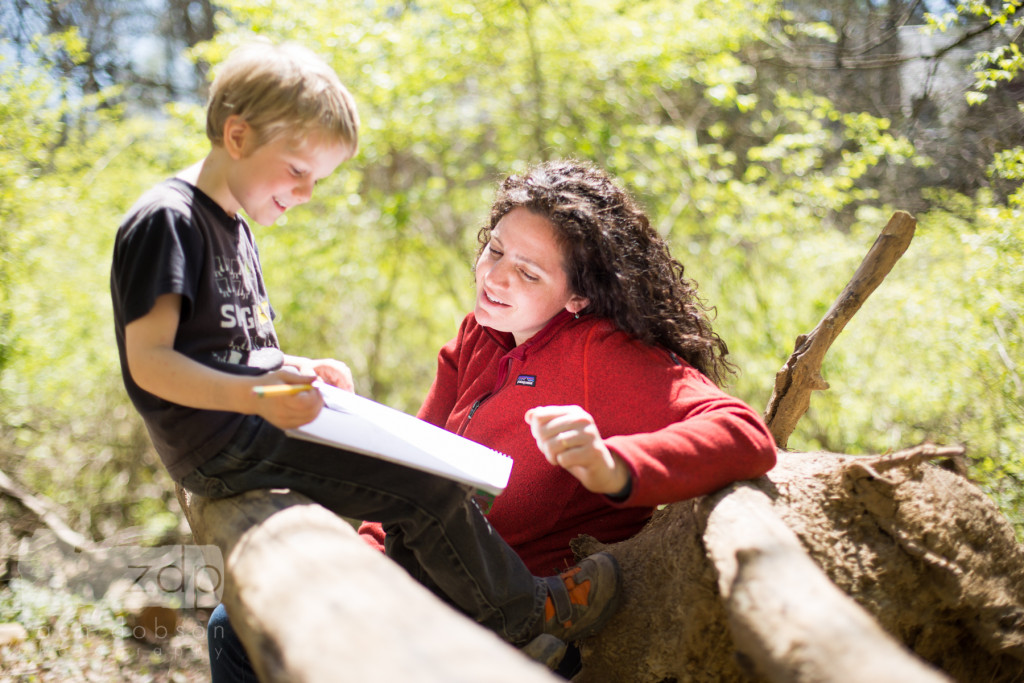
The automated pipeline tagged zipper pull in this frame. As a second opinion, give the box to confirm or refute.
[460,396,488,436]
[468,398,484,420]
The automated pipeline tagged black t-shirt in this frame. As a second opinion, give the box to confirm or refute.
[111,178,283,479]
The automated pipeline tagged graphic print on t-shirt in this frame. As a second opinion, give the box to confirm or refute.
[211,248,278,366]
[213,253,257,298]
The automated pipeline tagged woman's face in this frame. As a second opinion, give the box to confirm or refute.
[474,207,588,345]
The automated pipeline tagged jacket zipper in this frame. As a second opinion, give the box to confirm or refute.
[467,396,487,421]
[461,354,516,435]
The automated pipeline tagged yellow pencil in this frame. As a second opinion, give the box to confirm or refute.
[252,383,315,398]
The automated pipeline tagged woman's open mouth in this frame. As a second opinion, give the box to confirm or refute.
[483,290,509,307]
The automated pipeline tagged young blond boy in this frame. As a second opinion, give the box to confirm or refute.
[110,41,621,671]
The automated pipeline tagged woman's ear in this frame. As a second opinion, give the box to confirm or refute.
[223,115,252,160]
[566,295,590,315]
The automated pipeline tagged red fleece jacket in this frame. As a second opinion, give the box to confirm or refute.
[359,310,776,575]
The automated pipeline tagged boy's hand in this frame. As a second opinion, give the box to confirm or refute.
[252,368,324,430]
[284,356,355,392]
[525,405,631,497]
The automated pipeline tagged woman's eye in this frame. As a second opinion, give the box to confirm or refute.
[488,246,503,258]
[519,269,539,282]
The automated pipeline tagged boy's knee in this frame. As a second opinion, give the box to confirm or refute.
[417,479,476,516]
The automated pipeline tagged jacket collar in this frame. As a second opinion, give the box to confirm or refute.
[481,309,576,359]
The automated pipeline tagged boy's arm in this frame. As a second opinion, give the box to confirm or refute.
[125,293,323,430]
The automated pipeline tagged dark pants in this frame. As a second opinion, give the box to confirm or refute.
[207,604,257,683]
[181,416,546,647]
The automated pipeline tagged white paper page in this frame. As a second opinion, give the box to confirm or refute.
[288,383,513,495]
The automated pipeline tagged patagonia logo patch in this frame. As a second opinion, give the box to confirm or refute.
[515,374,537,387]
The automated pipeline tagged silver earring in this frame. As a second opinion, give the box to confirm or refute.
[574,311,580,320]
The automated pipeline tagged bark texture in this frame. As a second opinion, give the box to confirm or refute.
[572,447,1024,682]
[704,483,950,683]
[176,486,559,683]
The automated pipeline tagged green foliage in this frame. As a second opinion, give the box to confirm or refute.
[204,0,920,406]
[0,51,60,379]
[925,0,1024,99]
[794,197,1024,529]
[990,145,1024,206]
[0,35,207,538]
[1,0,1022,551]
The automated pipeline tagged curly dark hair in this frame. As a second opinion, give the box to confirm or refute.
[478,159,734,386]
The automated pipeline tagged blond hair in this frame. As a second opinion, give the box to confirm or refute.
[206,41,359,158]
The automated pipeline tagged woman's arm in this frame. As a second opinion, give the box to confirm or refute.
[525,405,631,496]
[601,391,776,506]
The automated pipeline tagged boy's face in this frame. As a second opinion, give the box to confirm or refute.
[225,122,348,225]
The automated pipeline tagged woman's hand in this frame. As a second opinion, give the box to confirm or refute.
[525,405,631,497]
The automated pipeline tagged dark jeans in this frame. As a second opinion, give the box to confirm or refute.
[181,416,546,646]
[207,603,257,683]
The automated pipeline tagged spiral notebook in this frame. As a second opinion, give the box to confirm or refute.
[287,382,513,497]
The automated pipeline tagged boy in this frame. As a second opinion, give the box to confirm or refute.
[110,41,620,668]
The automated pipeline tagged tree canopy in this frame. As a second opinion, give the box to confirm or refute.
[1,0,1021,549]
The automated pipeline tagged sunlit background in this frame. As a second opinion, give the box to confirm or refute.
[1,0,1022,678]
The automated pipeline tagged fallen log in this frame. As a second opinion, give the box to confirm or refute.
[572,448,1024,682]
[176,486,559,683]
[703,482,949,683]
[173,210,1024,682]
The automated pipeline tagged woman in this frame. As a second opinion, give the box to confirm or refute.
[361,159,776,575]
[209,160,776,678]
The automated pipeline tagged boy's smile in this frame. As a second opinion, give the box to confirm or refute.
[206,117,349,226]
[230,133,348,226]
[474,207,588,345]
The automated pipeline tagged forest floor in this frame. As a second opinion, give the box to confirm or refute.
[0,582,211,682]
[0,495,214,682]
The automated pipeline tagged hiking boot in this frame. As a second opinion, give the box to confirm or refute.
[521,633,568,670]
[540,551,622,642]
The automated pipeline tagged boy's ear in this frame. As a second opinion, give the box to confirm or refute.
[223,115,252,159]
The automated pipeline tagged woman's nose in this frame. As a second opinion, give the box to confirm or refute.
[483,260,511,288]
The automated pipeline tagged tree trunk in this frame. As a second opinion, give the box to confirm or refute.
[570,447,1024,682]
[176,486,559,683]
[703,483,949,683]
[177,444,1024,682]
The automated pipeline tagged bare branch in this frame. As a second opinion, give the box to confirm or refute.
[0,467,94,551]
[764,211,917,449]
